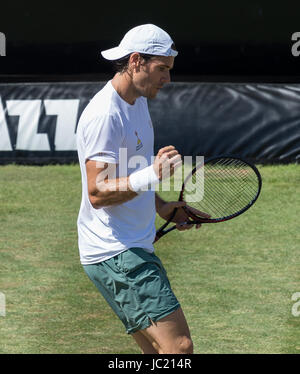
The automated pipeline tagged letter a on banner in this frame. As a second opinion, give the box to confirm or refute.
[0,98,13,151]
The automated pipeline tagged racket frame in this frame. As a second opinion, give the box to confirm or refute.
[154,155,262,242]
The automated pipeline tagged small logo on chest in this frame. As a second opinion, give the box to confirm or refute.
[134,131,143,151]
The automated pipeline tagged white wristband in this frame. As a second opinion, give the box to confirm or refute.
[129,165,160,193]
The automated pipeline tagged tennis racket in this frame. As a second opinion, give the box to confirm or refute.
[154,155,262,242]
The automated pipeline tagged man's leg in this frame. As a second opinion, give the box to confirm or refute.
[132,331,159,354]
[136,307,193,354]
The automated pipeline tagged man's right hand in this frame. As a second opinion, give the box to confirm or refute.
[153,145,182,180]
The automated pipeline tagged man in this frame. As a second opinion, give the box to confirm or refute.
[76,24,200,354]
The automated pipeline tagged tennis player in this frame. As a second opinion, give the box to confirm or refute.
[76,24,201,354]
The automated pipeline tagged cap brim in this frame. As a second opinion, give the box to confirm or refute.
[101,47,131,60]
[169,49,178,57]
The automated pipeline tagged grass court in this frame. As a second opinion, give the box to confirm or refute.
[0,163,299,353]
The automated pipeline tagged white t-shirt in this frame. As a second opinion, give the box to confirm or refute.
[76,80,156,265]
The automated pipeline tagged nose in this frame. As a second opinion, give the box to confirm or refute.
[165,70,171,83]
[161,70,171,85]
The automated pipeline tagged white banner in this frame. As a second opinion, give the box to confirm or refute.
[0,98,79,151]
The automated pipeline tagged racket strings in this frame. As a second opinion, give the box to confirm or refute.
[183,158,259,219]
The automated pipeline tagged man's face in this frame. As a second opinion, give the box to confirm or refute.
[132,55,174,99]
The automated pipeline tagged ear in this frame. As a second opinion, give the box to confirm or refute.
[129,52,141,71]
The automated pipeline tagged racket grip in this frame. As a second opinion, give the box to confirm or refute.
[154,225,177,243]
[154,231,164,242]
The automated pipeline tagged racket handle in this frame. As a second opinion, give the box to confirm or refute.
[154,225,177,243]
[163,225,178,234]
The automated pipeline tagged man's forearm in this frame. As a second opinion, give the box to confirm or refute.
[91,177,137,208]
[92,181,167,210]
[155,193,166,213]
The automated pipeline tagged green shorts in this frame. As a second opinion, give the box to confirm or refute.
[83,247,180,334]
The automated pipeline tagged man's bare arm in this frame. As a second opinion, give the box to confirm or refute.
[86,145,182,209]
[155,193,166,214]
[86,160,137,208]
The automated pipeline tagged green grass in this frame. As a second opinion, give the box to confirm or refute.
[0,163,299,353]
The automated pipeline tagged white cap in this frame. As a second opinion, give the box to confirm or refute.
[101,24,178,60]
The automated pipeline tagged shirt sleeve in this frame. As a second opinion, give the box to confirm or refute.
[83,113,124,164]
